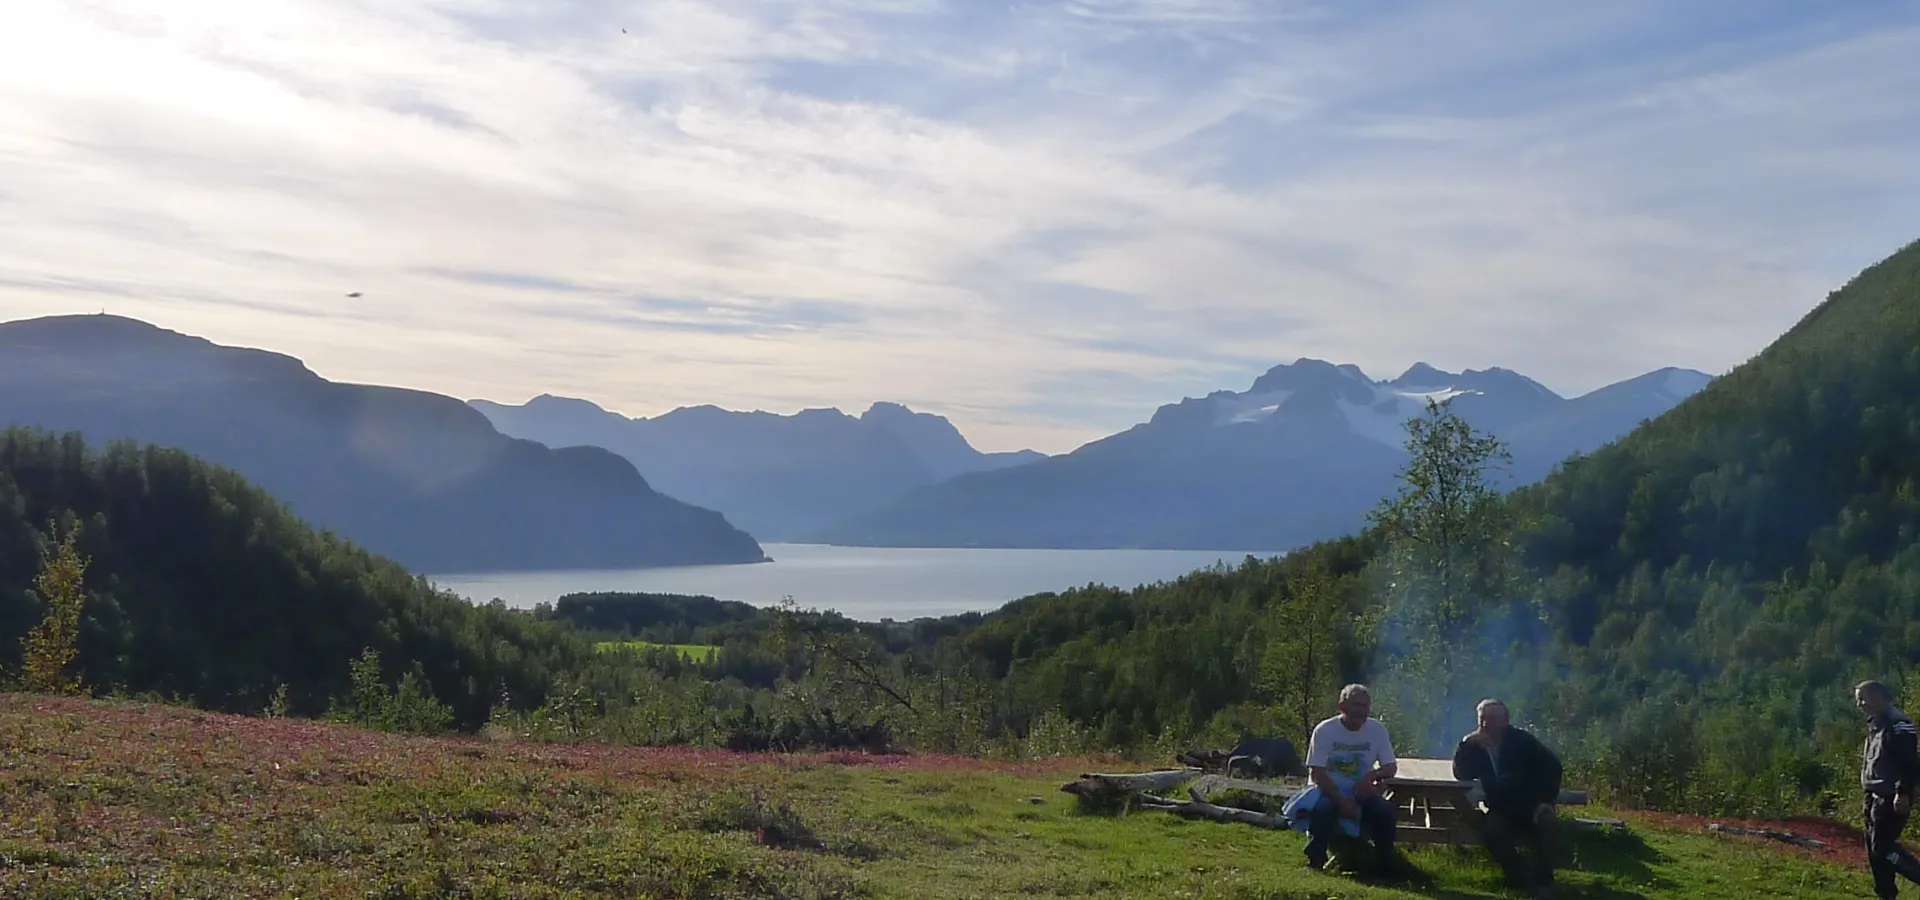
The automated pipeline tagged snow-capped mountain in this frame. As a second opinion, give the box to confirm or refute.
[807,359,1715,551]
[1198,359,1566,447]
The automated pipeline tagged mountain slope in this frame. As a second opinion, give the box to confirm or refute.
[469,396,1045,540]
[812,360,1713,551]
[0,315,767,572]
[1518,236,1920,615]
[1502,367,1718,482]
[0,426,587,723]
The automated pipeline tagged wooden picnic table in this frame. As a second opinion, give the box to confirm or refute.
[1381,757,1590,846]
[1383,757,1483,845]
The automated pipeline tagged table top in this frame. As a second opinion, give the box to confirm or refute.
[1385,757,1475,787]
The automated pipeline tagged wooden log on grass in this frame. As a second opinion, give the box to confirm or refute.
[1707,822,1828,849]
[1059,769,1201,799]
[1188,774,1305,803]
[1137,795,1291,829]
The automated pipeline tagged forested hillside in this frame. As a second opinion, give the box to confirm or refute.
[1510,237,1920,808]
[0,427,587,726]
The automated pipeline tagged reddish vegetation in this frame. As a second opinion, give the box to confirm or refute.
[0,692,1119,896]
[1628,810,1867,869]
[1,693,1100,781]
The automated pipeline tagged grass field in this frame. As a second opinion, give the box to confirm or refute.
[0,694,1872,898]
[591,641,721,663]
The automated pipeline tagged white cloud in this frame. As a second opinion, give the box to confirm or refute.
[1,0,1918,454]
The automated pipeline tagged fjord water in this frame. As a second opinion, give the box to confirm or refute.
[430,542,1280,621]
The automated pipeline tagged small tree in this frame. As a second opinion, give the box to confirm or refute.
[20,524,90,695]
[332,647,454,735]
[342,647,389,725]
[1367,398,1519,752]
[771,596,918,717]
[1259,561,1346,740]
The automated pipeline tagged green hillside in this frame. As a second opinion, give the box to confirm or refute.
[0,426,587,726]
[1509,238,1920,808]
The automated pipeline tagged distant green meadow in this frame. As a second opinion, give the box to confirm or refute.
[592,641,720,663]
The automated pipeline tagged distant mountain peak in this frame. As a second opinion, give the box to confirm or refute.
[522,393,611,415]
[861,401,915,419]
[1247,358,1375,398]
[1660,368,1715,396]
[1453,366,1560,399]
[1391,362,1455,388]
[5,312,179,338]
[0,313,319,383]
[1582,367,1715,402]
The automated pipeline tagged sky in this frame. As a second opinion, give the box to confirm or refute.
[2,1,1918,454]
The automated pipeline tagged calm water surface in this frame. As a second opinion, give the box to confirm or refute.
[430,543,1281,621]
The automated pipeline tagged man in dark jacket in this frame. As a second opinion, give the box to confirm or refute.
[1453,699,1561,899]
[1857,680,1920,898]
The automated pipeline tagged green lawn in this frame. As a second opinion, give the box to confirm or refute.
[0,694,1868,898]
[591,640,720,663]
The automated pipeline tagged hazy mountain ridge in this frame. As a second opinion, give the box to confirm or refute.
[0,314,767,572]
[469,395,1046,540]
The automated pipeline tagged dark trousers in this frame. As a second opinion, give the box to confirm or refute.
[1480,806,1556,890]
[1865,794,1920,898]
[1305,794,1396,868]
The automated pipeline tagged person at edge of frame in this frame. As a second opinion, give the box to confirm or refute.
[1858,680,1920,899]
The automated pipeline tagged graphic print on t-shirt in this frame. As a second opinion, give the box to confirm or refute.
[1326,739,1374,780]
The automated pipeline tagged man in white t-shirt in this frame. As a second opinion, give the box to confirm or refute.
[1302,683,1401,872]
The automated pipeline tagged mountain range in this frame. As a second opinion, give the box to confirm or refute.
[805,360,1715,551]
[469,396,1045,540]
[0,315,767,573]
[0,312,1714,564]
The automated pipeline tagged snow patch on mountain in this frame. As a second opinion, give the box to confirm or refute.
[1398,387,1478,404]
[1213,362,1499,447]
[1215,390,1294,424]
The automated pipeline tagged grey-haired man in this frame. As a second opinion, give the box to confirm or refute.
[1302,683,1400,872]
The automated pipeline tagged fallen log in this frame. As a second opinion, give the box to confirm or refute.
[1707,822,1829,849]
[1137,795,1291,829]
[1188,774,1305,804]
[1059,769,1201,798]
[1573,817,1627,832]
